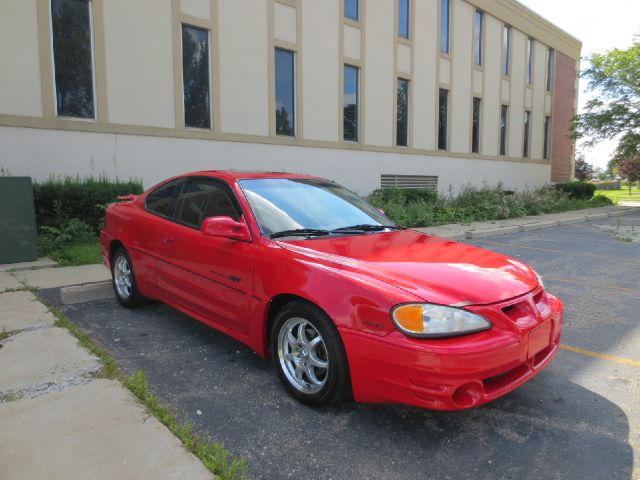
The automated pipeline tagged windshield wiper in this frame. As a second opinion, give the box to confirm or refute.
[270,228,331,239]
[330,224,402,233]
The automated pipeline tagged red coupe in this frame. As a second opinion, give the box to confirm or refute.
[100,171,563,410]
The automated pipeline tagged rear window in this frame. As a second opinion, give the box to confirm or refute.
[145,179,181,217]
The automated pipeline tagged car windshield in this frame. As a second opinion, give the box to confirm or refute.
[238,178,396,237]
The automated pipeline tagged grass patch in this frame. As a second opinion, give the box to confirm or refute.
[369,184,614,228]
[49,242,102,266]
[596,186,640,203]
[41,299,249,479]
[0,328,19,341]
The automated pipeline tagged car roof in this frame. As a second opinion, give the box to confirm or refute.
[184,170,323,182]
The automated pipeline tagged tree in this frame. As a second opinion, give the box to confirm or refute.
[617,155,640,194]
[573,36,640,160]
[574,156,594,181]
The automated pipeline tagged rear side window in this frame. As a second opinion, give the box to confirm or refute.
[145,179,182,217]
[174,179,240,228]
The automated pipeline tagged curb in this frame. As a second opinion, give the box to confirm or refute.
[59,281,114,305]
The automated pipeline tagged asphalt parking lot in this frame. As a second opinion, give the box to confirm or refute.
[42,213,640,480]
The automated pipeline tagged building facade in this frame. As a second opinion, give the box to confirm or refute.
[0,0,581,194]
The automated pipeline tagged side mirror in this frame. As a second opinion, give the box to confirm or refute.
[201,215,251,241]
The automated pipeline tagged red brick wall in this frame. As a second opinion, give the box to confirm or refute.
[550,52,578,182]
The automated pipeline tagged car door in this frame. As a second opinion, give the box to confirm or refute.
[155,177,256,335]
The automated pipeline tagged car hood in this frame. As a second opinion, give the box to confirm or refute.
[277,230,538,306]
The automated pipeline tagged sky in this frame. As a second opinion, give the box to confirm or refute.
[518,0,639,169]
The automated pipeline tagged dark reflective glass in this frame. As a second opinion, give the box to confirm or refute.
[544,116,551,160]
[474,10,483,65]
[440,0,450,53]
[523,111,531,158]
[182,25,211,129]
[472,97,481,154]
[145,180,182,217]
[438,89,448,150]
[51,0,94,119]
[502,26,511,76]
[500,105,509,156]
[396,79,409,147]
[239,178,393,237]
[175,180,239,228]
[275,48,295,136]
[398,0,410,38]
[526,37,534,83]
[344,65,359,142]
[344,0,358,21]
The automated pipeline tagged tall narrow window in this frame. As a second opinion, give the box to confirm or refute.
[344,0,358,21]
[440,0,450,54]
[438,89,449,150]
[396,78,409,147]
[474,10,483,65]
[343,65,359,142]
[502,25,511,76]
[472,97,481,154]
[523,111,531,158]
[546,48,555,92]
[543,116,551,160]
[51,0,95,119]
[275,48,295,136]
[500,105,509,156]
[398,0,410,39]
[526,37,534,84]
[182,25,211,129]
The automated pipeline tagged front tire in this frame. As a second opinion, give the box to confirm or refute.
[271,300,351,407]
[111,248,149,308]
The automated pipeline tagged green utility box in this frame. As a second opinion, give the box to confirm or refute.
[0,177,38,264]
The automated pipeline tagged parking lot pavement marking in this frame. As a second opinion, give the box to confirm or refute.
[560,344,640,367]
[546,276,639,294]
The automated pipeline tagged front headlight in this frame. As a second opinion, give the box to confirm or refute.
[391,303,491,339]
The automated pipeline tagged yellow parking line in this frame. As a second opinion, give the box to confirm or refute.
[560,344,640,367]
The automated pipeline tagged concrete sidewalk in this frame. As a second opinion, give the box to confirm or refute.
[416,204,640,240]
[0,267,213,479]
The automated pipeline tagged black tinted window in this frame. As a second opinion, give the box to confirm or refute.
[182,25,211,129]
[174,180,240,228]
[145,180,181,217]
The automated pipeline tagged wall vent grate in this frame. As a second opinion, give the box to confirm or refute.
[381,174,438,190]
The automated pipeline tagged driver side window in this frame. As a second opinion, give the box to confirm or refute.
[174,179,240,228]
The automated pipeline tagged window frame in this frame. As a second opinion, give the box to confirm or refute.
[50,0,97,120]
[398,0,410,39]
[502,25,511,77]
[396,77,410,147]
[523,110,531,158]
[546,48,555,92]
[274,47,297,137]
[343,64,360,143]
[344,0,359,21]
[474,10,483,66]
[526,37,534,84]
[440,0,451,54]
[500,104,509,156]
[438,88,449,151]
[181,23,213,130]
[472,97,482,154]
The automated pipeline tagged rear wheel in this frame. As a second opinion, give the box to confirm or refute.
[271,300,351,406]
[111,248,149,308]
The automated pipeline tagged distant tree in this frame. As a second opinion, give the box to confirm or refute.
[573,36,640,160]
[276,106,294,136]
[574,156,594,181]
[617,155,640,194]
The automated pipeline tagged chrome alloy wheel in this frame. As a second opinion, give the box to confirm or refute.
[277,317,330,393]
[113,254,132,300]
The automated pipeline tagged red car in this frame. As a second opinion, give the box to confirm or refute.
[101,171,563,411]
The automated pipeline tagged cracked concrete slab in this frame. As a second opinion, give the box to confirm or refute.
[0,379,214,480]
[12,264,111,289]
[0,257,57,272]
[0,327,99,396]
[0,291,56,332]
[0,272,22,291]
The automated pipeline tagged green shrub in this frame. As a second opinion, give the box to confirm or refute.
[37,218,96,256]
[33,174,143,233]
[554,181,597,200]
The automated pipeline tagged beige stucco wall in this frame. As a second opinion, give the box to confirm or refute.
[530,40,548,160]
[217,0,269,136]
[180,0,210,20]
[450,0,473,153]
[103,0,175,128]
[481,16,501,156]
[302,0,339,142]
[508,29,527,158]
[0,0,43,118]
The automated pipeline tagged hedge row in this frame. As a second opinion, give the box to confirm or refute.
[33,174,144,233]
[593,180,621,191]
[554,181,597,200]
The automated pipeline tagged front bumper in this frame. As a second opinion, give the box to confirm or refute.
[340,291,563,411]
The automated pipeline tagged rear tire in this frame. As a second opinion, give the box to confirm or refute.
[111,248,149,308]
[271,300,352,407]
